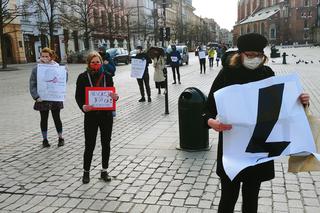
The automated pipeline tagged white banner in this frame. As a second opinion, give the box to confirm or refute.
[88,90,113,108]
[37,64,67,101]
[214,74,320,180]
[199,51,206,59]
[131,58,147,79]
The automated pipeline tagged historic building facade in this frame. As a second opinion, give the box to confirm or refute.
[234,0,320,45]
[0,0,27,64]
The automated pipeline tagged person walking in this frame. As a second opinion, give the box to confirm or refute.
[198,46,206,74]
[149,47,166,94]
[75,51,119,184]
[169,45,181,84]
[134,46,152,102]
[208,47,216,68]
[203,33,310,213]
[29,47,66,148]
[216,46,222,67]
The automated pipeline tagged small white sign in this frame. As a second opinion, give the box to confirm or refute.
[88,90,113,108]
[171,56,178,62]
[131,58,147,79]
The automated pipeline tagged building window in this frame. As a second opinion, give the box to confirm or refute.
[304,0,309,7]
[304,32,309,39]
[270,28,276,38]
[304,20,308,28]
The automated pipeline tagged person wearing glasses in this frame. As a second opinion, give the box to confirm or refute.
[203,33,310,213]
[75,51,119,184]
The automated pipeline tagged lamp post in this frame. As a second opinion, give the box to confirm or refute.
[162,0,169,115]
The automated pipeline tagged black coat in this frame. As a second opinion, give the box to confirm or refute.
[204,61,276,182]
[75,70,114,113]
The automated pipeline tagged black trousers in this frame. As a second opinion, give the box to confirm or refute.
[209,58,214,67]
[40,109,62,133]
[83,112,113,171]
[137,73,151,98]
[171,65,180,82]
[200,59,206,73]
[218,178,261,213]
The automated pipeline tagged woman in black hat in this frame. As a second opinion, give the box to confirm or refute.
[203,33,310,213]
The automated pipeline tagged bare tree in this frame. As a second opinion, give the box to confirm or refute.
[0,0,28,68]
[59,0,98,50]
[26,0,61,50]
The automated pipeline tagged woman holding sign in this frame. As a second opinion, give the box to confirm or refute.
[29,47,65,148]
[203,33,310,213]
[75,51,119,184]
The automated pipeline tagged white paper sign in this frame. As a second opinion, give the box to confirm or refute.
[37,64,67,101]
[131,58,147,78]
[214,74,320,180]
[171,56,178,62]
[199,51,206,59]
[88,90,113,108]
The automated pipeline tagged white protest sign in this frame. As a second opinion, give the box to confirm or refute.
[85,87,115,110]
[37,64,67,101]
[199,51,206,59]
[214,74,320,180]
[131,58,147,78]
[171,56,178,62]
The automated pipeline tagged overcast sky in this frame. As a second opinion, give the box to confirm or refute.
[192,0,238,31]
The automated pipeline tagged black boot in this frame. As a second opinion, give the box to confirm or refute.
[100,171,111,182]
[138,97,146,102]
[58,138,64,147]
[148,97,151,102]
[82,171,90,184]
[42,139,50,148]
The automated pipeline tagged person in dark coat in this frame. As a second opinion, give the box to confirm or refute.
[75,51,119,184]
[29,47,66,148]
[168,45,182,84]
[134,46,152,102]
[203,33,310,213]
[98,46,116,76]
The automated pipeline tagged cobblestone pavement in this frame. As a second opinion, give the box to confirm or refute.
[0,47,320,212]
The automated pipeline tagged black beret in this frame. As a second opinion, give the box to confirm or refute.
[136,46,143,50]
[237,33,268,53]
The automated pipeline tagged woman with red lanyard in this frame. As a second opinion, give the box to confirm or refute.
[75,51,119,184]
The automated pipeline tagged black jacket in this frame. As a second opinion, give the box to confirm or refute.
[75,70,114,113]
[134,52,152,78]
[204,62,275,182]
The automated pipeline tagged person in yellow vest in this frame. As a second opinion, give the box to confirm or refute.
[208,47,216,68]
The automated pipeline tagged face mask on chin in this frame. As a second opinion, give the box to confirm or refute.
[242,56,264,70]
[90,63,102,72]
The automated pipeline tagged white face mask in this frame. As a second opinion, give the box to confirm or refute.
[243,56,263,70]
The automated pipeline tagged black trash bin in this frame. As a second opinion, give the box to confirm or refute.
[178,87,209,150]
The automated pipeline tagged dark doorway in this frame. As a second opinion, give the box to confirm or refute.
[24,34,36,62]
[3,34,14,64]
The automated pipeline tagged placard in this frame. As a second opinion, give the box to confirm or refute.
[198,51,206,59]
[37,64,67,101]
[131,58,147,78]
[85,87,116,110]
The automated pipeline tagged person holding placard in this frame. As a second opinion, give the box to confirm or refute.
[168,45,182,84]
[29,47,66,148]
[203,33,310,213]
[75,51,119,184]
[198,46,206,74]
[134,46,152,102]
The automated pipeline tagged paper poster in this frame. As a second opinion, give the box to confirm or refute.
[85,87,116,110]
[199,51,206,59]
[214,74,320,180]
[171,56,178,62]
[131,58,147,78]
[37,64,67,101]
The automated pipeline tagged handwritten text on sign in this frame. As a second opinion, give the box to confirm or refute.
[131,58,147,79]
[85,87,115,110]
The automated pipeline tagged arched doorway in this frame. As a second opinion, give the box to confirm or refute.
[3,34,14,64]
